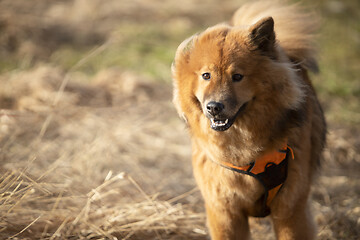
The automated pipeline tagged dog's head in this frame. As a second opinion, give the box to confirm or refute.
[172,17,304,132]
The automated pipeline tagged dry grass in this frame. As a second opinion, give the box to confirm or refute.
[0,170,205,240]
[0,0,359,239]
[0,66,206,239]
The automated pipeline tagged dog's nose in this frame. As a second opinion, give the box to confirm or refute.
[206,101,224,116]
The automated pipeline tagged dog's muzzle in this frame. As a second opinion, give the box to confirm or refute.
[206,102,248,131]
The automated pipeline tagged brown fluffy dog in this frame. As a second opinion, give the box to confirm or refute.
[172,1,326,240]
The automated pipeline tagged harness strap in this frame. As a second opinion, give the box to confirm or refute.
[210,144,294,217]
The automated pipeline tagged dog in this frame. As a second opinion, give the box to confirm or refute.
[172,1,326,239]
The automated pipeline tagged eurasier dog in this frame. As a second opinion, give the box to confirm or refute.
[172,1,326,239]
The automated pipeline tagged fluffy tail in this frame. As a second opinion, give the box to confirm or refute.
[231,0,319,72]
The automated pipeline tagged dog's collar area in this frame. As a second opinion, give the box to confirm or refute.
[210,142,294,217]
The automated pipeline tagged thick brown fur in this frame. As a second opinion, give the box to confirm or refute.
[172,1,326,240]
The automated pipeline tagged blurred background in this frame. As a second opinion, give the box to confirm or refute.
[0,0,359,239]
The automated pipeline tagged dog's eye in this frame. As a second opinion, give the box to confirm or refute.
[202,73,211,80]
[232,74,244,82]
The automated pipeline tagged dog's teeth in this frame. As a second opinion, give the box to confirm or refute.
[210,118,229,127]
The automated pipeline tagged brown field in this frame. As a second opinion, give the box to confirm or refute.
[0,0,359,239]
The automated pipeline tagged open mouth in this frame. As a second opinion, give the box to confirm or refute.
[209,102,248,131]
[211,118,229,128]
[210,117,234,131]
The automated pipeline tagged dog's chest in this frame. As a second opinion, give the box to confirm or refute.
[192,151,264,211]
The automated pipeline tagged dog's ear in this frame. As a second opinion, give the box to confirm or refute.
[172,35,196,124]
[248,17,276,57]
[173,34,197,68]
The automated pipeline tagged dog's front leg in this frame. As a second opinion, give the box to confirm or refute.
[205,203,250,240]
[271,198,316,240]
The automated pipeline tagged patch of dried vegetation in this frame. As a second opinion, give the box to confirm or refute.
[0,66,206,239]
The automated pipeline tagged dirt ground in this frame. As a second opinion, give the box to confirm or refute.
[0,0,359,239]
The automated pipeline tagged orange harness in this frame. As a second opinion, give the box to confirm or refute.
[212,143,294,217]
